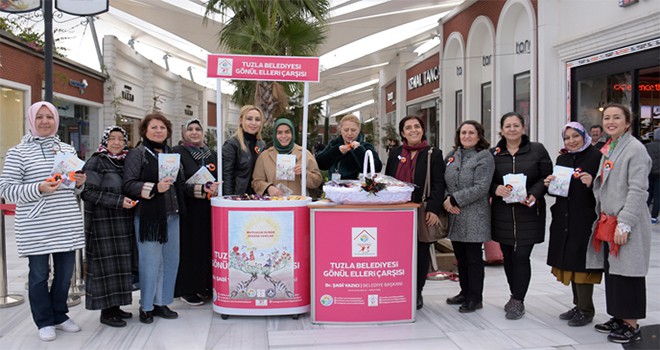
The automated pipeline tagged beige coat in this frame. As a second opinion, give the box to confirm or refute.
[252,144,323,196]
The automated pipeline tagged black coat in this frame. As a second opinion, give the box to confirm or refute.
[316,135,383,180]
[123,145,188,216]
[385,145,445,214]
[490,135,553,247]
[547,145,602,272]
[173,145,217,296]
[221,136,266,195]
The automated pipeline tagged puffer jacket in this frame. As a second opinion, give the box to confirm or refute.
[490,135,553,248]
[222,136,266,195]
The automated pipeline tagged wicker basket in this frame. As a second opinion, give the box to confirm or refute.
[323,150,413,204]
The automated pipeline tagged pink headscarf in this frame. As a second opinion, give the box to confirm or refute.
[27,101,59,137]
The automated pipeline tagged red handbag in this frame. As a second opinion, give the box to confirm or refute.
[592,213,620,256]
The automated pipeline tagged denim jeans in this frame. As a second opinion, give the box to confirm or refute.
[134,215,180,311]
[27,251,75,329]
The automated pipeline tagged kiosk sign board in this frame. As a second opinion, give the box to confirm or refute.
[207,54,320,82]
[311,206,416,324]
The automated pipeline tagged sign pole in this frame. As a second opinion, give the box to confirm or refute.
[216,79,223,196]
[301,82,310,196]
[44,0,54,102]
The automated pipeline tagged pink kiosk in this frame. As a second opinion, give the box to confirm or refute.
[207,54,319,319]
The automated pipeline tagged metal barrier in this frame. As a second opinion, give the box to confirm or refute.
[0,198,25,308]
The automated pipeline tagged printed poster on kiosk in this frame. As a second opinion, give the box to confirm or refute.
[211,206,312,313]
[312,209,415,323]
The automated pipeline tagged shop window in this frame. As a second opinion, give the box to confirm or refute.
[406,100,438,147]
[0,86,25,169]
[455,90,463,127]
[639,66,660,141]
[481,82,492,142]
[116,115,142,148]
[57,104,91,160]
[514,71,531,135]
[570,47,660,139]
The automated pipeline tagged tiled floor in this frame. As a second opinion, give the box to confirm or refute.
[0,214,658,350]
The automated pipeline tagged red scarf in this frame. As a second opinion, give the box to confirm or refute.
[395,140,428,183]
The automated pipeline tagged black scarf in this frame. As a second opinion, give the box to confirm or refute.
[138,138,169,243]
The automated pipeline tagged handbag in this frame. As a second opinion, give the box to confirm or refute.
[417,147,449,243]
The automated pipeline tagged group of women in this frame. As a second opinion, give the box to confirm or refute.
[0,101,650,345]
[380,104,649,345]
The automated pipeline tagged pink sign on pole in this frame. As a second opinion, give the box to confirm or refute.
[207,54,320,82]
[311,207,416,324]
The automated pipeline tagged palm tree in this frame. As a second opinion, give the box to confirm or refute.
[204,0,329,124]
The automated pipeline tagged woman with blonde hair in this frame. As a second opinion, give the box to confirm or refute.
[222,105,266,195]
[316,114,382,180]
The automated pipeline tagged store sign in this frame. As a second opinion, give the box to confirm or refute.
[516,40,531,54]
[121,85,135,102]
[55,0,108,16]
[0,0,40,13]
[482,55,492,66]
[613,83,660,92]
[184,105,194,116]
[407,66,439,91]
[69,79,88,94]
[207,54,320,82]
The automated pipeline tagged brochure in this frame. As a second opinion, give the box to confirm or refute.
[158,153,181,182]
[548,165,573,197]
[185,165,216,185]
[276,154,296,181]
[51,153,85,189]
[503,173,527,203]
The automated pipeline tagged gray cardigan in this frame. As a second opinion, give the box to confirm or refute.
[586,132,652,277]
[444,148,495,243]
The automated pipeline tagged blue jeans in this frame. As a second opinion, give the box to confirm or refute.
[27,251,75,329]
[134,215,180,311]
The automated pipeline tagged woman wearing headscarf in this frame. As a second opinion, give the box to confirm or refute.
[81,126,138,327]
[222,105,266,195]
[123,113,189,324]
[173,119,219,305]
[544,122,602,327]
[0,101,86,341]
[252,118,323,196]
